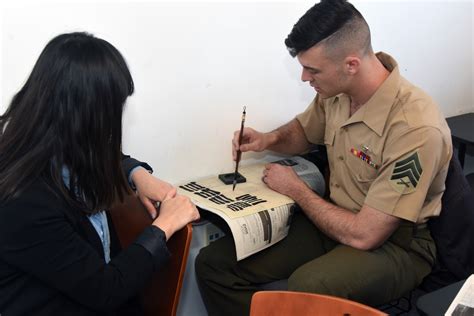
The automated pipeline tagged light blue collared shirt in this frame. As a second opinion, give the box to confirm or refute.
[88,211,111,263]
[61,167,111,263]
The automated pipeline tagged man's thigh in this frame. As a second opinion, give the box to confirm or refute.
[288,242,420,306]
[196,211,337,283]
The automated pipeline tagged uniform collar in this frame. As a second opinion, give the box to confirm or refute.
[341,52,401,136]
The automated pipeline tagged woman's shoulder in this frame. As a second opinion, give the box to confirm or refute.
[0,179,72,225]
[2,178,60,206]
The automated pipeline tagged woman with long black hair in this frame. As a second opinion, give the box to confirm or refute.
[0,32,199,315]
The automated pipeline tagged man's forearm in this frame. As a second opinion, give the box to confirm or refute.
[289,183,372,250]
[266,119,313,155]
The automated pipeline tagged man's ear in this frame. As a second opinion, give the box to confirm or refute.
[344,56,360,75]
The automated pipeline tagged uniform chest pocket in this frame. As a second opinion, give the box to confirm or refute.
[345,150,379,183]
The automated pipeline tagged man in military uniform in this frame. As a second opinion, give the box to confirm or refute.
[195,1,452,315]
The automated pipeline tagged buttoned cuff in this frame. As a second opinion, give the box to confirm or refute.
[128,166,152,190]
[134,226,170,269]
[121,154,153,177]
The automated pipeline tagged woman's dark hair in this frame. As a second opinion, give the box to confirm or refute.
[285,0,369,57]
[0,32,134,212]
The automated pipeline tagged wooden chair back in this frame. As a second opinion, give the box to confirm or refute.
[109,194,192,316]
[250,291,387,316]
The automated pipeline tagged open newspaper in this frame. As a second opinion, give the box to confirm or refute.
[445,274,474,316]
[178,156,325,260]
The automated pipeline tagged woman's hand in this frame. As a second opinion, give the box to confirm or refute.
[152,189,200,240]
[131,168,175,219]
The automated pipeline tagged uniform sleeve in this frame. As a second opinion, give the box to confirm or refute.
[364,126,450,222]
[0,189,169,311]
[295,95,326,145]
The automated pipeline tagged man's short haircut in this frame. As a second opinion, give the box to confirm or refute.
[285,0,372,60]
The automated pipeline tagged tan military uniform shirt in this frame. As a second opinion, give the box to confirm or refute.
[296,52,452,224]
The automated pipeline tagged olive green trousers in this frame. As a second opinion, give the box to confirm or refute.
[195,212,435,316]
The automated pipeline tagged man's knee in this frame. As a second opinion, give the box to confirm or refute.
[195,244,219,282]
[195,236,236,282]
[194,248,211,283]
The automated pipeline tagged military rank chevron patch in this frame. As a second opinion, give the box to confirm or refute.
[389,151,423,194]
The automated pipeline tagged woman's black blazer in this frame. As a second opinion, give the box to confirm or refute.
[0,156,169,316]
